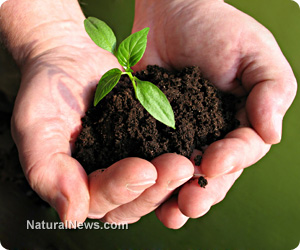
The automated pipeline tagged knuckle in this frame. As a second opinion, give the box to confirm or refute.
[102,190,125,207]
[26,163,45,195]
[140,196,162,208]
[287,77,298,100]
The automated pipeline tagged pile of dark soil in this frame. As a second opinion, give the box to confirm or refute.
[74,65,239,174]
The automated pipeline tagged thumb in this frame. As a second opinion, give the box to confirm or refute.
[12,121,89,226]
[31,153,90,225]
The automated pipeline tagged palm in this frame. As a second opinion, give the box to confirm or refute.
[135,1,260,93]
[15,40,121,158]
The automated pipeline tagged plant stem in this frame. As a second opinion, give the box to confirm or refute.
[126,72,138,98]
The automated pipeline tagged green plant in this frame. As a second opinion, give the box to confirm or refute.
[84,17,175,129]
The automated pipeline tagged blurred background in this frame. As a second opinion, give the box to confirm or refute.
[0,0,299,249]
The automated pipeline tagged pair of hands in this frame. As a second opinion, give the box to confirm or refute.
[11,0,297,229]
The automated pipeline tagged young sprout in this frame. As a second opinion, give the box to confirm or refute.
[84,17,175,129]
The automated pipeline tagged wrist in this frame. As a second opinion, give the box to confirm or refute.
[0,0,86,66]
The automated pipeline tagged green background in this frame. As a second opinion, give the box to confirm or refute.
[0,0,299,249]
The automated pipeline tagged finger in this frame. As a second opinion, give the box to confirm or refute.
[200,127,270,178]
[246,78,297,144]
[102,153,194,224]
[155,197,189,229]
[178,170,243,218]
[239,27,297,144]
[88,158,157,220]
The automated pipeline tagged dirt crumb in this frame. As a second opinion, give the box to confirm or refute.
[194,155,203,166]
[198,176,208,188]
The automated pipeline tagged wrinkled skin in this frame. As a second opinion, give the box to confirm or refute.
[11,0,296,229]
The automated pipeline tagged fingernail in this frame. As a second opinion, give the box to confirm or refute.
[53,193,69,223]
[88,213,104,219]
[126,180,156,193]
[211,166,234,179]
[167,176,191,190]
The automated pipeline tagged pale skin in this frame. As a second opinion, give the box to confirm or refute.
[0,0,297,229]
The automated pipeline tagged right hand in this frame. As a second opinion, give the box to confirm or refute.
[127,0,297,229]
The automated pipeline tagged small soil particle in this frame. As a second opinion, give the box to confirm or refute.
[198,176,208,188]
[194,155,203,166]
[74,65,239,174]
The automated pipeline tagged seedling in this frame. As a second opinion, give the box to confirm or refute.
[84,17,175,129]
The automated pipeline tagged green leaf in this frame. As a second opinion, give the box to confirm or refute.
[94,68,122,106]
[84,17,117,54]
[135,78,175,129]
[117,27,149,70]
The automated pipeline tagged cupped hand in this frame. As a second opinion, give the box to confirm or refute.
[118,0,297,228]
[10,23,118,224]
[10,21,196,226]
